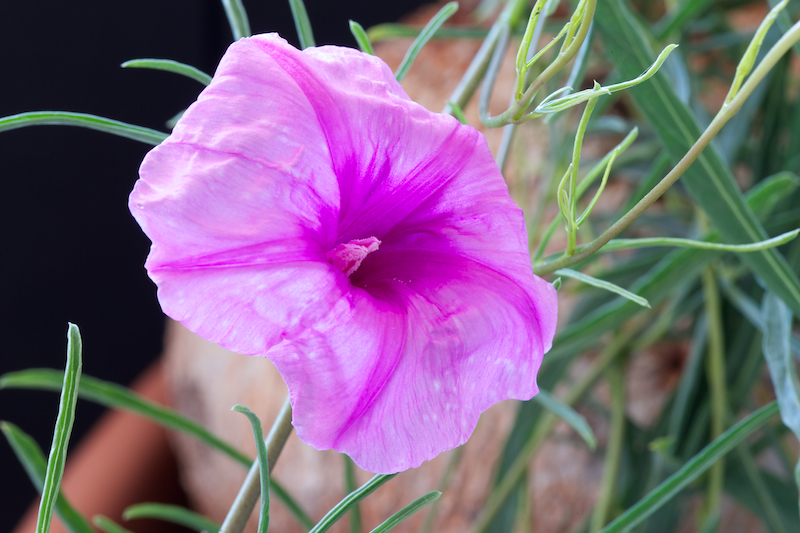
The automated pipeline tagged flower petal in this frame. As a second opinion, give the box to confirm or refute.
[130,33,558,474]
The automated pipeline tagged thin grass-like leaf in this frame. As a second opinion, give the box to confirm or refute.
[590,230,799,254]
[1,422,94,533]
[0,112,167,145]
[555,268,650,308]
[309,474,396,533]
[93,516,134,533]
[761,292,800,514]
[220,0,251,41]
[349,21,374,55]
[37,324,82,533]
[123,503,220,533]
[231,405,270,533]
[598,402,780,533]
[0,368,313,529]
[533,390,596,450]
[395,2,458,82]
[343,455,361,533]
[0,369,249,466]
[594,0,800,317]
[121,59,212,85]
[368,491,441,533]
[366,24,488,43]
[288,0,315,49]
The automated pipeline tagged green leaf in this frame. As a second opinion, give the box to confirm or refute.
[762,292,800,437]
[0,112,167,145]
[761,291,800,516]
[349,20,374,55]
[37,324,82,533]
[395,2,458,82]
[343,455,361,533]
[555,268,650,308]
[594,0,800,318]
[598,402,780,533]
[1,422,94,533]
[368,491,441,533]
[533,390,596,450]
[92,516,134,533]
[121,59,212,85]
[220,0,251,41]
[0,368,313,530]
[289,0,315,49]
[309,474,396,533]
[123,503,220,533]
[586,230,800,255]
[231,405,270,533]
[0,368,250,466]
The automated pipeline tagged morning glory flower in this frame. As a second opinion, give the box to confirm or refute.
[129,34,557,474]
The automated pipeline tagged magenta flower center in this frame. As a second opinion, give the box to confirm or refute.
[325,236,381,276]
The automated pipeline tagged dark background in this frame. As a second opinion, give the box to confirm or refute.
[0,0,428,529]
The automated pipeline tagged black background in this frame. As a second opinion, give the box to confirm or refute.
[0,1,428,528]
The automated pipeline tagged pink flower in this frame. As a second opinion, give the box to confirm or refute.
[130,34,557,474]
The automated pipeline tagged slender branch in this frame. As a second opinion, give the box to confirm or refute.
[532,18,800,277]
[220,397,293,533]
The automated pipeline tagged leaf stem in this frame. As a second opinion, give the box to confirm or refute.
[219,397,293,533]
[701,266,727,525]
[531,18,800,277]
[589,362,625,533]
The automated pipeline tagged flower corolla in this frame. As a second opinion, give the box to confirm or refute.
[130,34,557,474]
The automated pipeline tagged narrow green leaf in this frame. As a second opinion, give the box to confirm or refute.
[368,491,441,533]
[123,503,220,533]
[349,20,374,55]
[0,112,167,145]
[395,2,458,82]
[1,422,94,533]
[0,369,312,530]
[555,268,650,308]
[121,59,212,85]
[594,0,800,318]
[231,405,270,533]
[289,0,315,49]
[592,230,800,254]
[761,291,800,517]
[343,455,361,533]
[533,390,596,450]
[92,516,134,533]
[221,0,251,41]
[447,101,469,125]
[367,23,488,43]
[272,481,314,531]
[598,402,780,533]
[37,324,82,533]
[762,292,800,437]
[0,369,250,466]
[309,474,396,533]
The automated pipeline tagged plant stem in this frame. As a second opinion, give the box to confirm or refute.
[220,397,294,533]
[701,266,727,527]
[531,18,800,277]
[589,362,626,533]
[442,0,529,115]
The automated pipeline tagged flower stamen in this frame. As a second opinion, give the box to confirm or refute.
[326,236,381,276]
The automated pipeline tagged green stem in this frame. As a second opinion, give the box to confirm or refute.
[343,456,361,533]
[589,362,626,533]
[442,0,529,115]
[481,0,596,127]
[702,266,727,526]
[219,398,293,533]
[531,18,800,277]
